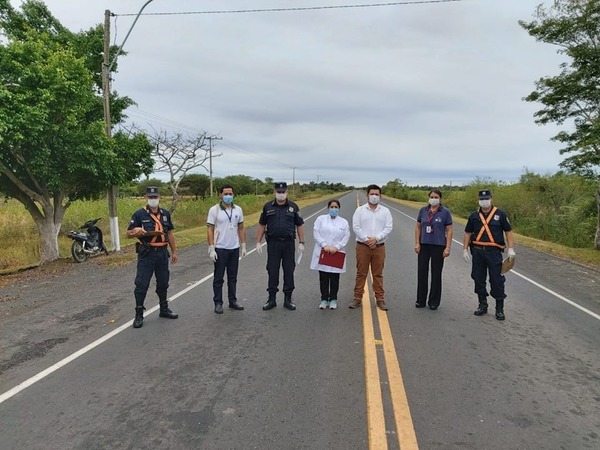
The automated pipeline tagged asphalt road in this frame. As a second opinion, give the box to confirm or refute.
[0,192,599,449]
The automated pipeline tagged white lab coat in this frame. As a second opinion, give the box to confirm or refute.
[310,214,351,273]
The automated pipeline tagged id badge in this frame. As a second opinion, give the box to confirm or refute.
[426,226,433,234]
[229,222,235,230]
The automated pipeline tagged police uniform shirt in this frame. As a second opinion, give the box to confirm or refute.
[207,203,244,250]
[465,207,511,246]
[128,206,174,245]
[417,205,453,246]
[259,199,304,239]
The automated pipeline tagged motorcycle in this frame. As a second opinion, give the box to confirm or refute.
[67,218,109,263]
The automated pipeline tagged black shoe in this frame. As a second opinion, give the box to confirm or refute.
[495,311,505,321]
[283,301,297,311]
[159,308,178,319]
[429,305,438,310]
[133,315,143,328]
[415,302,426,308]
[474,306,488,316]
[214,303,224,314]
[263,300,277,311]
[229,302,244,310]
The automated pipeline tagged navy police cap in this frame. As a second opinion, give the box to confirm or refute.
[478,189,491,199]
[146,186,160,196]
[274,181,287,191]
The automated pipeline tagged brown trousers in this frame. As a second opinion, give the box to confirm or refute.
[353,242,386,301]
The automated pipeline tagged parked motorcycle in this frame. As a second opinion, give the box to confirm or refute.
[67,218,109,263]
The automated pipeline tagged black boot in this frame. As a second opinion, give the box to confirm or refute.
[495,299,505,321]
[133,306,145,328]
[283,293,296,311]
[474,296,488,316]
[159,298,178,319]
[263,295,277,310]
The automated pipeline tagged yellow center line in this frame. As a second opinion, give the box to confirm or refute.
[361,271,419,450]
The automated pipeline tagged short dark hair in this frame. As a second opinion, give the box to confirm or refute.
[429,189,442,198]
[327,199,341,208]
[366,184,381,195]
[219,184,234,194]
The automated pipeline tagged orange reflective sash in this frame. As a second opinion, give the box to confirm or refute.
[473,207,505,249]
[148,210,168,247]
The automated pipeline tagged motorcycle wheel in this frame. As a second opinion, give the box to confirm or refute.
[71,241,89,263]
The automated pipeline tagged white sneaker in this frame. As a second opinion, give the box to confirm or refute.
[329,300,337,310]
[319,300,328,309]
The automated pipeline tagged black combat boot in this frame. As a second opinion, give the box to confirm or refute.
[283,293,296,311]
[159,298,178,319]
[133,306,145,328]
[474,296,488,316]
[495,299,505,321]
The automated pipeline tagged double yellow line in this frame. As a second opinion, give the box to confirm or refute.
[361,280,419,449]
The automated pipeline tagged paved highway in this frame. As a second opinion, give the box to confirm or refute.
[0,191,599,449]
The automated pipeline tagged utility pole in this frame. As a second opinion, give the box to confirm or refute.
[316,174,321,184]
[102,0,155,251]
[290,167,296,197]
[206,136,222,197]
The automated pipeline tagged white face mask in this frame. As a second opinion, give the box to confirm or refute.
[275,192,287,202]
[147,199,159,208]
[368,194,380,205]
[428,198,440,207]
[479,199,491,208]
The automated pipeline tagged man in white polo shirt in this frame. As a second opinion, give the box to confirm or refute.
[207,184,247,314]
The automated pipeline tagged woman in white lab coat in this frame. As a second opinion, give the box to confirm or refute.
[310,199,351,310]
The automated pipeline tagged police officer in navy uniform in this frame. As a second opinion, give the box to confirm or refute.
[256,182,305,310]
[127,186,179,328]
[462,189,515,320]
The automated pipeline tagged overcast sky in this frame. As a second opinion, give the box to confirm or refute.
[17,0,568,187]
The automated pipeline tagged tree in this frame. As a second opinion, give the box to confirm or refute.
[146,128,220,211]
[519,0,600,249]
[179,174,210,199]
[0,1,154,263]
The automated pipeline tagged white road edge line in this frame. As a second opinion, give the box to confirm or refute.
[388,203,600,322]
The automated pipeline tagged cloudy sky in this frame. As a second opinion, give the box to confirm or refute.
[17,0,568,187]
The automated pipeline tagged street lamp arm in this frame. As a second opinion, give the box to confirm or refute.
[107,0,155,72]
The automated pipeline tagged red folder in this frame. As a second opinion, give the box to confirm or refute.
[319,249,346,269]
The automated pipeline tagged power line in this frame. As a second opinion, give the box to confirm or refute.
[116,0,463,17]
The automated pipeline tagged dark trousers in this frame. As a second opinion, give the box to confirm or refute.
[471,247,506,301]
[319,271,340,301]
[417,244,445,308]
[213,247,240,305]
[134,247,170,307]
[266,239,295,299]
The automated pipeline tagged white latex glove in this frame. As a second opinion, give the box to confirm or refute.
[240,243,247,258]
[256,242,263,255]
[507,248,516,262]
[208,245,218,262]
[297,243,305,253]
[463,249,471,263]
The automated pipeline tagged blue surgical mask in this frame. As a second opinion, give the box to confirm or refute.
[329,208,339,217]
[222,194,233,204]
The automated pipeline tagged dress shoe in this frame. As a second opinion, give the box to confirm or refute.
[415,302,426,308]
[229,302,244,310]
[349,299,362,309]
[263,300,277,310]
[376,300,388,311]
[495,311,505,321]
[214,303,224,314]
[283,301,296,310]
[429,305,438,310]
[159,308,178,319]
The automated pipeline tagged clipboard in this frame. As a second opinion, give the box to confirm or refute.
[143,230,164,237]
[501,256,515,274]
[319,249,346,269]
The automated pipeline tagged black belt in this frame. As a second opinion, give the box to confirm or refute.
[471,245,501,251]
[269,237,294,241]
[357,241,384,247]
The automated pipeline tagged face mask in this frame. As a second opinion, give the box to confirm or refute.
[479,199,491,208]
[276,192,287,202]
[329,208,339,217]
[368,195,380,205]
[222,194,233,204]
[147,199,159,208]
[428,198,440,207]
